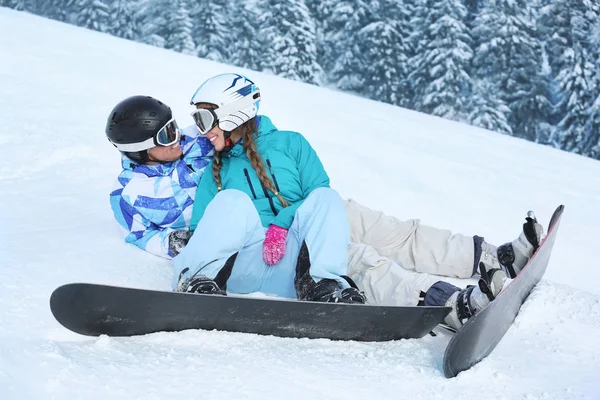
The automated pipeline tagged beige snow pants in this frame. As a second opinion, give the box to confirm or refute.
[345,199,475,306]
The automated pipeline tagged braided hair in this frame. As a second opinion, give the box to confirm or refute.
[212,118,289,207]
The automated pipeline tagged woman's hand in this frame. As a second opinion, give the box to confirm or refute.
[263,225,288,265]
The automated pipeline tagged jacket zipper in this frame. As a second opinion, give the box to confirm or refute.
[266,159,281,193]
[245,166,278,216]
[243,168,257,199]
[260,180,278,216]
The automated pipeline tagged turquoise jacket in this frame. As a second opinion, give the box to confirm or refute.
[190,115,330,230]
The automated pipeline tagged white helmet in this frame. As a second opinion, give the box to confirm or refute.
[190,73,261,133]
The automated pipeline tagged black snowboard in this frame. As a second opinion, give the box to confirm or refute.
[443,205,564,378]
[50,283,450,341]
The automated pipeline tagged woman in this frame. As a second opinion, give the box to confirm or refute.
[172,73,365,303]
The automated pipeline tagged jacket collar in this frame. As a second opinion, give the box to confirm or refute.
[227,115,277,157]
[121,156,177,176]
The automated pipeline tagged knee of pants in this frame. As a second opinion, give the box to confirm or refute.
[291,188,343,231]
[202,189,261,233]
[305,187,343,203]
[209,189,255,212]
[298,188,345,215]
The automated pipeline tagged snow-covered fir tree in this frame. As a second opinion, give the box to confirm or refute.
[408,0,473,120]
[538,0,597,77]
[472,0,547,141]
[1,0,27,10]
[228,1,263,71]
[583,95,600,159]
[543,1,599,150]
[552,45,595,154]
[72,0,110,33]
[582,15,600,159]
[258,0,322,85]
[29,0,78,22]
[537,0,569,77]
[463,0,481,23]
[355,0,412,106]
[309,0,359,74]
[355,21,404,105]
[190,0,230,63]
[136,0,168,48]
[407,0,432,68]
[164,0,196,55]
[329,47,364,92]
[303,0,330,72]
[513,70,554,143]
[109,0,141,41]
[468,81,512,135]
[325,0,378,92]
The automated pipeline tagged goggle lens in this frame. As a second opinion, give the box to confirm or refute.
[155,119,180,146]
[191,109,218,136]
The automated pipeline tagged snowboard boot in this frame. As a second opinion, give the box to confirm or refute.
[339,287,367,304]
[477,211,544,279]
[295,241,366,304]
[300,278,340,302]
[299,278,366,304]
[178,275,227,296]
[444,267,507,330]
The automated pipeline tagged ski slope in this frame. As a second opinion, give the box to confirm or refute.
[1,8,599,400]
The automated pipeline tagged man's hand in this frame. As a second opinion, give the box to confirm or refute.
[168,230,193,257]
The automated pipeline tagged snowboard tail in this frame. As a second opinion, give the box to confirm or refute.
[443,205,564,378]
[50,284,450,341]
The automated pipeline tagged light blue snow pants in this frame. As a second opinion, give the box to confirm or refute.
[172,188,351,298]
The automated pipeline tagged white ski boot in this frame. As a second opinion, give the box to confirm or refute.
[478,211,544,279]
[444,267,507,330]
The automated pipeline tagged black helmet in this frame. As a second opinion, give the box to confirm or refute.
[105,95,173,162]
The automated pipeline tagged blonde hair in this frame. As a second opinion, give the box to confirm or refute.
[213,119,289,208]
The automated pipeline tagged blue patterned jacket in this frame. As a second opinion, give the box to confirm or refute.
[110,125,213,258]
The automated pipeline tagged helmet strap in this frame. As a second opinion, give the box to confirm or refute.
[125,150,150,164]
[221,131,235,153]
[126,150,171,166]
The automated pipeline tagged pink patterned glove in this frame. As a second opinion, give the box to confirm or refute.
[263,225,288,266]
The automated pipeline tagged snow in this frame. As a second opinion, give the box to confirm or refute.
[1,8,600,400]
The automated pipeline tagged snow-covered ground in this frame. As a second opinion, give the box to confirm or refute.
[1,8,600,400]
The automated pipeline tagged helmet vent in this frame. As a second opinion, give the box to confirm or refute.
[105,95,172,153]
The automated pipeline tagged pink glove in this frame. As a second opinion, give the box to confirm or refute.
[263,225,288,266]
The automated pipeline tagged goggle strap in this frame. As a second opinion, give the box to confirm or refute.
[110,118,179,152]
[111,136,156,152]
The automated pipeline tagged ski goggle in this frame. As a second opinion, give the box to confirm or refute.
[111,118,180,152]
[190,108,220,136]
[154,118,180,146]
